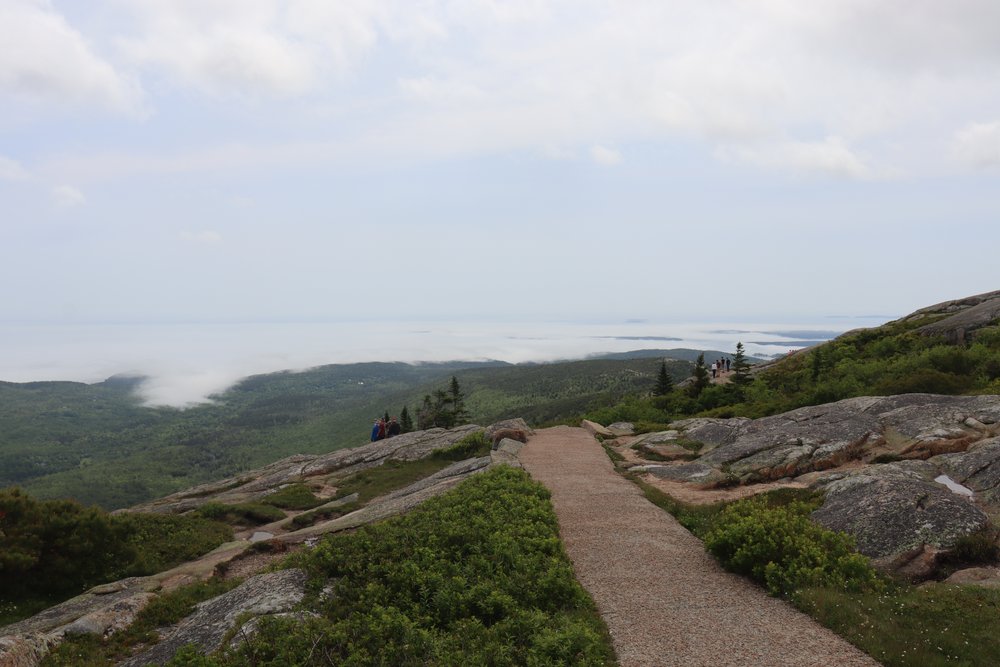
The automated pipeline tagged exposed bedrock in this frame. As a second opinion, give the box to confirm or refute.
[634,395,1000,568]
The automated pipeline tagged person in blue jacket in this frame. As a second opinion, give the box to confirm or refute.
[370,419,381,442]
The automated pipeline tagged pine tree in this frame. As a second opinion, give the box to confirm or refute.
[399,406,414,433]
[416,378,469,429]
[733,342,752,387]
[448,376,468,426]
[383,410,390,423]
[689,353,710,397]
[811,347,823,383]
[417,394,435,430]
[654,361,673,396]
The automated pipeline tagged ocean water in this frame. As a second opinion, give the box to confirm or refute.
[0,317,889,406]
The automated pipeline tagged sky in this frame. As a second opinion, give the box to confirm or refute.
[2,0,999,328]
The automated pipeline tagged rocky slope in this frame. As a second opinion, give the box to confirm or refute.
[0,419,533,667]
[616,394,1000,576]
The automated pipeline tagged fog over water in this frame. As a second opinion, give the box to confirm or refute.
[0,317,890,407]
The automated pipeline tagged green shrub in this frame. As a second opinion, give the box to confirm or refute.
[947,527,1000,566]
[0,488,134,599]
[113,512,233,575]
[704,497,883,596]
[193,467,616,666]
[874,369,971,395]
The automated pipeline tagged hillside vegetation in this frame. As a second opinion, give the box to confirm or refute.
[43,468,617,666]
[586,302,1000,425]
[1,357,688,509]
[0,487,233,625]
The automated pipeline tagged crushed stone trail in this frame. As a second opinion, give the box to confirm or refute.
[518,426,879,667]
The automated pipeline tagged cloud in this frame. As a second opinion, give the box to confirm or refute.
[116,0,385,97]
[0,0,141,113]
[179,230,223,244]
[717,137,877,179]
[51,185,85,208]
[590,145,622,166]
[952,121,1000,168]
[0,155,29,182]
[137,369,242,407]
[18,1,1000,181]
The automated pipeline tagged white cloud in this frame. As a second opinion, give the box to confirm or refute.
[179,230,223,244]
[590,145,622,166]
[0,0,141,112]
[952,121,1000,168]
[0,155,29,182]
[17,0,1000,181]
[717,137,877,179]
[137,369,239,407]
[116,0,386,97]
[51,185,85,208]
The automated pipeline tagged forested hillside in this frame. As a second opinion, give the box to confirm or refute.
[585,291,1000,425]
[1,356,690,509]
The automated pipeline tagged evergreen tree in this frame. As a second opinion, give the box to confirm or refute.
[689,353,710,397]
[811,347,824,383]
[383,410,391,423]
[417,394,435,430]
[654,361,673,396]
[448,376,469,426]
[416,378,469,429]
[0,488,134,598]
[399,406,414,433]
[733,342,752,387]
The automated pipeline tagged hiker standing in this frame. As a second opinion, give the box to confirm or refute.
[370,419,380,442]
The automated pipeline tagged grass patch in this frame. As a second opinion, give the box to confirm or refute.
[169,467,618,666]
[42,577,240,667]
[195,502,286,526]
[333,458,456,505]
[117,512,234,575]
[429,429,491,461]
[601,443,625,464]
[796,583,1000,667]
[260,483,326,511]
[284,500,363,530]
[286,455,470,530]
[628,474,727,537]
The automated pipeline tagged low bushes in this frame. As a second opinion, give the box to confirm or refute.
[172,467,616,665]
[704,497,883,596]
[0,487,233,625]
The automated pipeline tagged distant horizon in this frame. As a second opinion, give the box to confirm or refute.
[0,316,890,407]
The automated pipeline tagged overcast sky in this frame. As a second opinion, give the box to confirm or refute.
[2,0,998,326]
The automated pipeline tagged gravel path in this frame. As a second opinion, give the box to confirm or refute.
[519,426,879,667]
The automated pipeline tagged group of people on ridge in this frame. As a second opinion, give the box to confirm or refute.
[371,416,401,441]
[711,357,731,378]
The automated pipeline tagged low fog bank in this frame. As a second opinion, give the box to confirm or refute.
[0,319,887,407]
